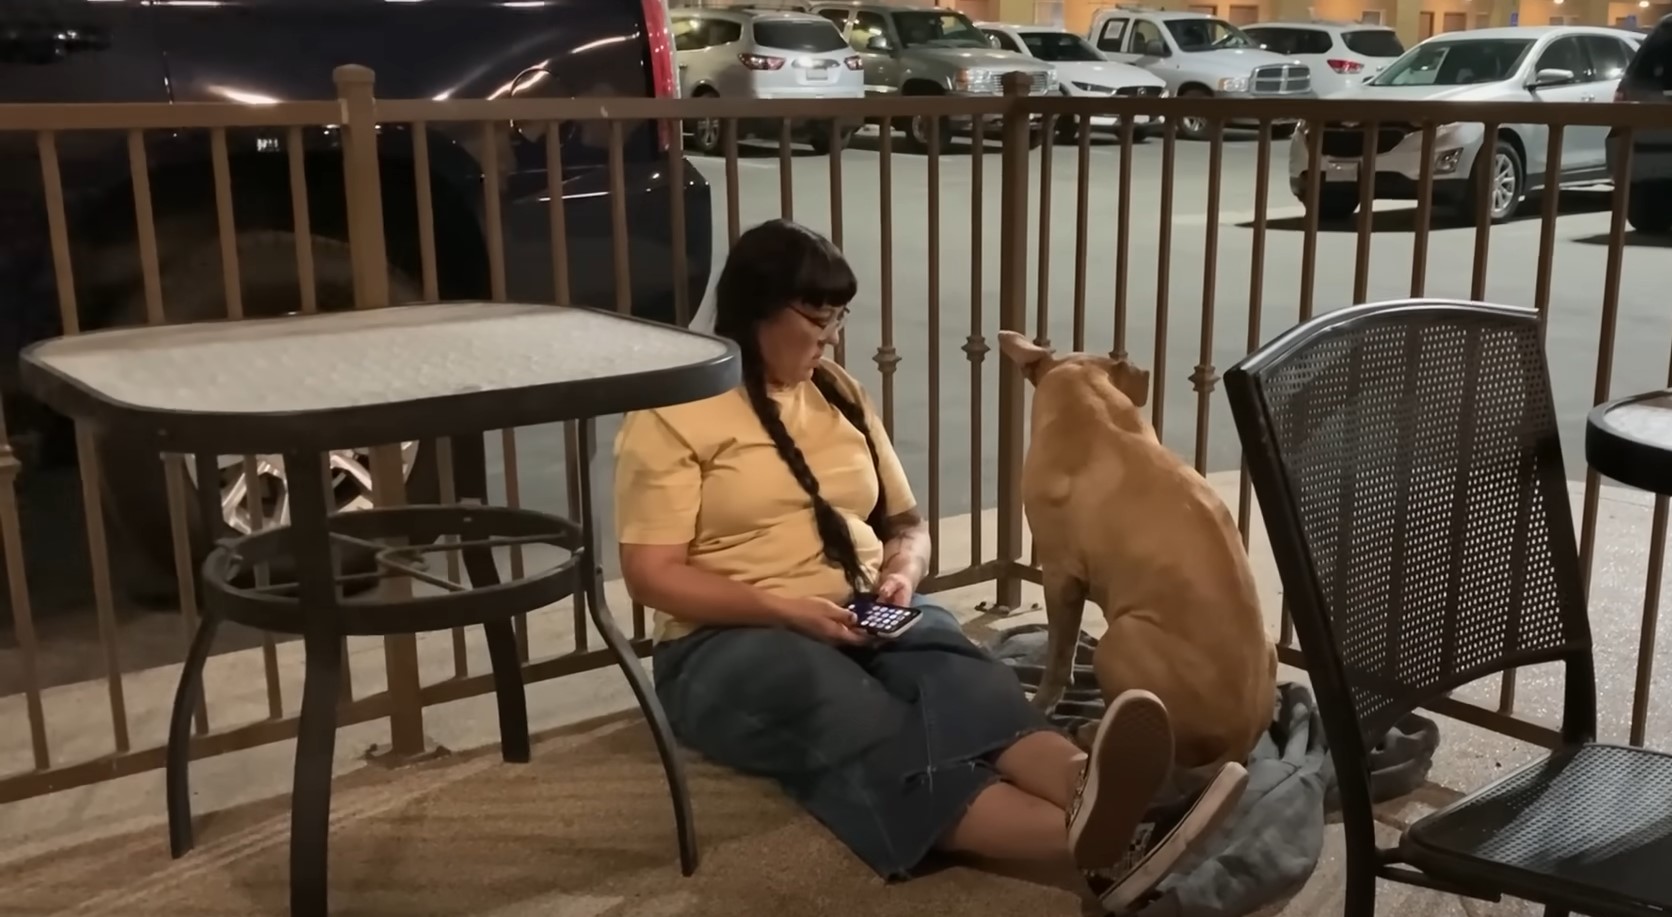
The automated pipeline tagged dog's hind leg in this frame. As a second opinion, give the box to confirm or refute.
[1032,564,1088,714]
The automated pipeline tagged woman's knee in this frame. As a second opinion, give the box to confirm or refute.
[657,627,908,771]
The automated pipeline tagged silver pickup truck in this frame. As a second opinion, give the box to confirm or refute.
[810,1,1057,153]
[1089,7,1314,140]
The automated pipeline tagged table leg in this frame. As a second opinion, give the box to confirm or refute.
[290,627,344,917]
[165,451,233,858]
[165,610,221,858]
[574,419,699,876]
[451,433,532,761]
[285,453,345,917]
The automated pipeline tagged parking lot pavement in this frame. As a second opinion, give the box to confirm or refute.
[496,127,1672,560]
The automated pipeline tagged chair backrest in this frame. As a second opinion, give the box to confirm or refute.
[1225,300,1595,762]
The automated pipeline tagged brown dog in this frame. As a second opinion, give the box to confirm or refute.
[998,331,1275,771]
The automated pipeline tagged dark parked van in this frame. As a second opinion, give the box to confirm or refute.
[1609,13,1672,233]
[0,0,711,582]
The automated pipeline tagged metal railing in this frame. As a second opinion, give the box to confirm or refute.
[0,66,1668,805]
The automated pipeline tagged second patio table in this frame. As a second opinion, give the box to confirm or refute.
[1588,390,1672,497]
[20,301,739,916]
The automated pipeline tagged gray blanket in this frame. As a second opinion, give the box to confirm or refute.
[990,626,1440,917]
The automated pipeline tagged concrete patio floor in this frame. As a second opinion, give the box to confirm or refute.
[1,472,1668,916]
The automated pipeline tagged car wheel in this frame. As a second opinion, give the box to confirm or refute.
[808,122,853,155]
[1177,88,1212,141]
[1055,114,1083,145]
[96,230,438,594]
[687,88,724,156]
[1456,138,1523,225]
[899,85,948,155]
[1627,179,1672,234]
[1309,186,1360,222]
[902,112,948,155]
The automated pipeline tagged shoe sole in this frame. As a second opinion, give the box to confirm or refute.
[1068,690,1174,871]
[1099,761,1251,914]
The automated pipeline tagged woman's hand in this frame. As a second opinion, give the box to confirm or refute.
[873,568,917,606]
[774,595,870,645]
[875,509,931,606]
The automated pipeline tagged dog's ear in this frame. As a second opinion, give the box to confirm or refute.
[1108,359,1151,408]
[997,331,1052,384]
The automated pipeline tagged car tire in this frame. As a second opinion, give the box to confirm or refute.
[1309,186,1360,222]
[687,88,724,156]
[808,122,853,155]
[1055,114,1083,145]
[1176,88,1213,141]
[899,85,948,155]
[1455,137,1523,225]
[1627,179,1672,234]
[96,230,439,594]
[1270,122,1298,140]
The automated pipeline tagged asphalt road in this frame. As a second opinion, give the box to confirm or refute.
[491,126,1672,561]
[11,126,1672,689]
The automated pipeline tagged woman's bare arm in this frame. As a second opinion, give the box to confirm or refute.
[619,543,790,627]
[878,508,932,590]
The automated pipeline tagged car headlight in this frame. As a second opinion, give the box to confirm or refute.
[954,68,1000,94]
[1073,81,1116,95]
[1217,77,1247,92]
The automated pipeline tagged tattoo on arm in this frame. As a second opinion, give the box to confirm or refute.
[884,509,931,573]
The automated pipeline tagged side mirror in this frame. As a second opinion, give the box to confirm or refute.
[866,34,891,52]
[1143,39,1168,57]
[1530,67,1575,87]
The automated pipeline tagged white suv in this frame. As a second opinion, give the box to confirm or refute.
[1288,26,1640,224]
[1242,21,1405,97]
[979,21,1169,141]
[672,9,865,155]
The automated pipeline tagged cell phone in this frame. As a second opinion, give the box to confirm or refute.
[847,595,923,639]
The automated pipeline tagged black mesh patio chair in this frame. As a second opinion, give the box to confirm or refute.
[1224,299,1672,917]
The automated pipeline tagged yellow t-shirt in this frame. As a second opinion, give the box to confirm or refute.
[613,360,917,642]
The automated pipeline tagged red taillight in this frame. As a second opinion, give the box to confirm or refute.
[738,53,786,70]
[639,0,676,149]
[844,55,863,71]
[1326,58,1364,74]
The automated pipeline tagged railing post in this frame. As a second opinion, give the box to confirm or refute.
[995,72,1032,612]
[334,64,431,763]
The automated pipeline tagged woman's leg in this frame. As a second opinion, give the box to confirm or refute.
[864,601,1249,913]
[653,625,1004,879]
[938,780,1072,862]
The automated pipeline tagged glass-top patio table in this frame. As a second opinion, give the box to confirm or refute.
[1588,390,1672,497]
[21,301,739,916]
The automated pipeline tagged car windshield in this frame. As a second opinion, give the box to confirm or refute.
[1020,30,1104,61]
[754,20,848,53]
[1370,38,1535,86]
[892,10,991,49]
[1164,18,1254,51]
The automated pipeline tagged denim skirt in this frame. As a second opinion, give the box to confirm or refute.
[652,599,1053,878]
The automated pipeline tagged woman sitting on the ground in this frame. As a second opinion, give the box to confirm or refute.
[614,218,1247,912]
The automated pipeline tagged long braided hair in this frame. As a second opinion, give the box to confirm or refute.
[713,220,889,594]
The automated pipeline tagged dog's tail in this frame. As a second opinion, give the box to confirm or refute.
[1031,580,1086,714]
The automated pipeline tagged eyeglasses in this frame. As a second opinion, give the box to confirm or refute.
[795,306,850,337]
